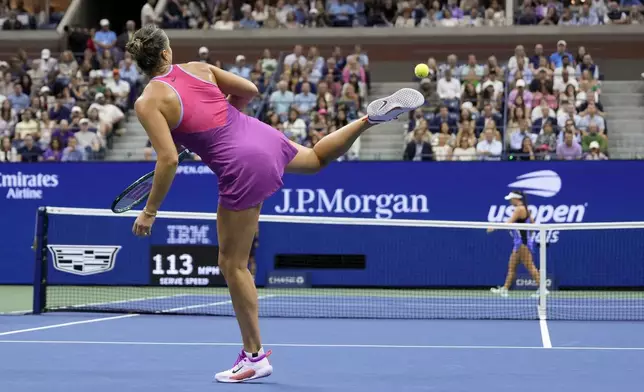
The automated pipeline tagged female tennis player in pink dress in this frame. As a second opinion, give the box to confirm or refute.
[126,25,424,383]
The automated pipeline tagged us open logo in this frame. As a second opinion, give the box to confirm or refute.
[506,170,562,197]
[48,245,121,276]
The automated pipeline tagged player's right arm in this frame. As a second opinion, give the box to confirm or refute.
[208,64,258,110]
[134,89,179,214]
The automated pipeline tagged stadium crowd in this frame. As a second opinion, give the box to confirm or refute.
[405,39,609,161]
[1,0,633,163]
[144,0,643,30]
[0,15,137,162]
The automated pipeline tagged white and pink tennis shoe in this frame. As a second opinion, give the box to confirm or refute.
[214,349,273,383]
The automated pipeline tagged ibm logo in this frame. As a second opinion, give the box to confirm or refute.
[166,225,211,245]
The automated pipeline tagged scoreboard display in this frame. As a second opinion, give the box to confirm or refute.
[150,245,226,287]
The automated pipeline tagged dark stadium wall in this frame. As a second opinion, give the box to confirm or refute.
[85,0,148,33]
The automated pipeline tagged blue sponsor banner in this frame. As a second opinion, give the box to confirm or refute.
[2,161,644,288]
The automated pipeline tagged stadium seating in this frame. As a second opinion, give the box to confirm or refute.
[2,0,640,163]
[407,38,610,161]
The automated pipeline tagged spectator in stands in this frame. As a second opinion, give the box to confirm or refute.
[431,120,454,144]
[17,134,42,162]
[508,79,533,111]
[517,3,538,25]
[507,106,529,135]
[535,120,557,159]
[76,118,104,160]
[0,135,18,162]
[328,0,356,26]
[51,119,73,146]
[95,19,118,61]
[8,84,29,112]
[557,99,577,129]
[476,103,502,136]
[605,1,629,23]
[2,11,23,30]
[269,80,294,119]
[452,138,476,161]
[42,137,63,161]
[456,122,477,148]
[230,55,251,79]
[61,136,85,161]
[430,104,457,133]
[141,0,159,27]
[280,109,305,143]
[577,3,600,25]
[582,123,608,153]
[508,119,537,154]
[285,45,307,68]
[584,140,608,160]
[48,97,71,122]
[460,54,484,82]
[550,40,574,69]
[91,92,125,135]
[577,54,600,80]
[0,100,14,135]
[476,128,502,161]
[14,108,38,140]
[239,4,260,29]
[433,134,453,161]
[559,7,575,25]
[197,47,210,63]
[556,130,582,160]
[576,103,606,133]
[117,20,137,53]
[404,127,433,161]
[163,0,186,28]
[437,69,461,109]
[105,69,130,111]
[294,82,316,116]
[631,5,644,24]
[213,9,234,30]
[38,111,53,146]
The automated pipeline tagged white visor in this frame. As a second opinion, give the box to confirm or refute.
[504,192,523,201]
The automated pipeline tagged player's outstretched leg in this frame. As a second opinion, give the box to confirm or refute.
[286,88,424,174]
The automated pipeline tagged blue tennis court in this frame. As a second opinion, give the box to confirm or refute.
[1,312,643,392]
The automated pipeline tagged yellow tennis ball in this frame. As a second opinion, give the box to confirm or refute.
[415,63,430,78]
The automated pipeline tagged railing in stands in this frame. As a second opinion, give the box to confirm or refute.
[502,66,511,157]
[254,51,286,121]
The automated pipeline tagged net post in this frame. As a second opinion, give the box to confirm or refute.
[32,207,49,315]
[538,227,547,318]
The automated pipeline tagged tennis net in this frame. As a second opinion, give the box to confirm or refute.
[33,207,644,320]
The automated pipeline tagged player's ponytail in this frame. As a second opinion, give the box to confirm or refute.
[125,24,169,76]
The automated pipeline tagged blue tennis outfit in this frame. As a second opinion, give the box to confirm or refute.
[512,206,534,252]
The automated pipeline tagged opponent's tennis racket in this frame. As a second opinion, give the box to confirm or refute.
[111,149,192,213]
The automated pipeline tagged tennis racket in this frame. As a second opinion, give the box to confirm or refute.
[111,149,192,213]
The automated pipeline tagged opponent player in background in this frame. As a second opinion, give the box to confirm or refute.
[125,25,424,383]
[487,191,545,298]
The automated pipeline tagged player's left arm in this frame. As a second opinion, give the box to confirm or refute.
[134,94,179,214]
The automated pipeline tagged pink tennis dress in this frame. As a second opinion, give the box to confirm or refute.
[151,64,298,210]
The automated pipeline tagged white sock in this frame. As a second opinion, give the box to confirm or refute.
[244,347,264,359]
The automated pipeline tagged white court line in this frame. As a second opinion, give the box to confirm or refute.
[539,315,552,348]
[0,314,138,336]
[159,295,276,313]
[0,295,275,336]
[0,340,642,351]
